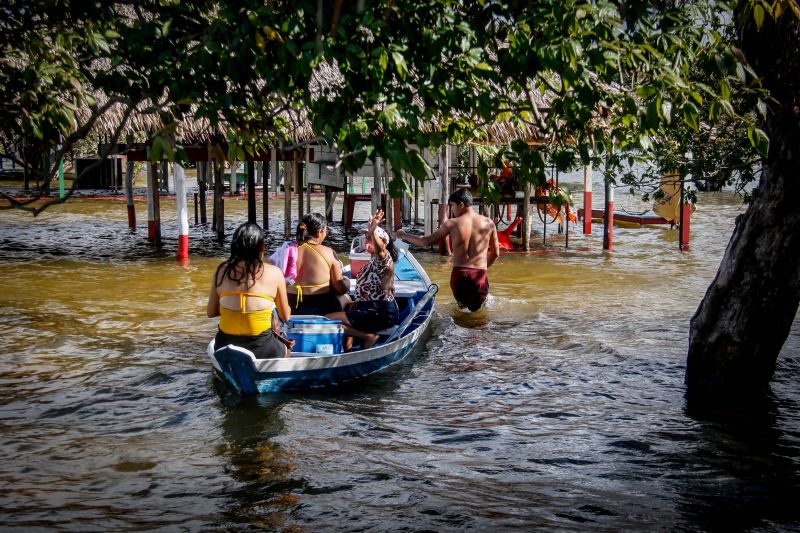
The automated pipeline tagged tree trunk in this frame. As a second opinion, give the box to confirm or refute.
[686,12,800,392]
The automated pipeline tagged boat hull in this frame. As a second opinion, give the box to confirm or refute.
[209,302,433,393]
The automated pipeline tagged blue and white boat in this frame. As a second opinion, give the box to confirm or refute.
[208,238,437,394]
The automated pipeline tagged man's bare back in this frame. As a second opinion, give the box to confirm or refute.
[441,209,498,269]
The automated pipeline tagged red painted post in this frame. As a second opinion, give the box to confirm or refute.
[393,197,402,231]
[174,163,189,262]
[680,203,691,251]
[603,180,613,250]
[583,165,592,235]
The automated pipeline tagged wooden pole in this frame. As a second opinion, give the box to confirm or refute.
[150,157,162,246]
[262,152,270,231]
[284,159,292,238]
[296,151,304,221]
[439,144,451,255]
[174,163,189,261]
[383,158,394,231]
[270,148,279,193]
[199,161,208,224]
[371,157,381,214]
[230,160,238,195]
[125,159,136,230]
[523,181,531,251]
[583,164,592,235]
[247,161,256,223]
[214,158,225,242]
[305,147,311,217]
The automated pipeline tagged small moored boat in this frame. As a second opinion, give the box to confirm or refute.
[208,238,437,394]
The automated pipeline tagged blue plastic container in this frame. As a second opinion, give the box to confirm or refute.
[285,316,344,355]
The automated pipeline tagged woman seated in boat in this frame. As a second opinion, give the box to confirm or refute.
[327,209,400,350]
[207,222,293,358]
[287,213,351,315]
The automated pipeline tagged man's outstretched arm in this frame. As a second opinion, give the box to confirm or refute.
[396,222,451,248]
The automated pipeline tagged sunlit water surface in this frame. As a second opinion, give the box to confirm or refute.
[1,187,799,531]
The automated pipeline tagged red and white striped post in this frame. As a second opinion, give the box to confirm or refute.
[603,180,614,250]
[174,163,189,262]
[679,178,691,251]
[583,164,592,235]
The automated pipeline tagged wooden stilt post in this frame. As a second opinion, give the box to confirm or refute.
[383,158,394,231]
[270,148,279,193]
[296,151,304,221]
[583,164,592,235]
[230,160,238,196]
[151,159,162,246]
[523,181,531,251]
[284,159,292,238]
[214,158,225,242]
[262,152,271,231]
[439,144,451,255]
[174,163,189,262]
[199,160,208,224]
[603,179,614,250]
[371,157,381,215]
[125,159,136,230]
[305,147,311,216]
[58,157,65,198]
[413,173,419,225]
[247,161,256,223]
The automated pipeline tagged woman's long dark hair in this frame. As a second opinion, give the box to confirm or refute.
[386,237,399,263]
[296,212,327,243]
[216,222,264,289]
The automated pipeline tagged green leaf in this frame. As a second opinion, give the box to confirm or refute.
[659,100,672,124]
[388,176,412,198]
[747,127,770,157]
[391,51,408,78]
[753,4,765,29]
[406,150,430,182]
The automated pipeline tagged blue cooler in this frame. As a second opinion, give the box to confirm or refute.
[286,316,344,355]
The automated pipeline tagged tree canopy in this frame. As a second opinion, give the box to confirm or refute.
[0,0,771,213]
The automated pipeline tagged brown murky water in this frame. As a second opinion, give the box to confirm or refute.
[1,181,799,531]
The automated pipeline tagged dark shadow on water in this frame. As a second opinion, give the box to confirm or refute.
[208,334,429,530]
[675,387,800,530]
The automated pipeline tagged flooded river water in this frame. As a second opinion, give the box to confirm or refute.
[1,184,799,531]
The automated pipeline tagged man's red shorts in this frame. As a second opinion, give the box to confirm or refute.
[450,266,489,312]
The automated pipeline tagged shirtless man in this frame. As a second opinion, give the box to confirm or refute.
[396,188,499,311]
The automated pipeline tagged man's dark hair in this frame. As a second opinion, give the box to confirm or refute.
[448,188,473,206]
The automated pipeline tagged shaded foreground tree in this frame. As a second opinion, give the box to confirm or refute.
[686,4,800,393]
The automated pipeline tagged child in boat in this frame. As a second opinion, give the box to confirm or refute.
[207,222,293,358]
[327,208,400,350]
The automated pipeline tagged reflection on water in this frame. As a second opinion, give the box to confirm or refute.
[1,189,799,530]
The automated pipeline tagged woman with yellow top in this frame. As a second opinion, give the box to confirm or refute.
[287,213,350,315]
[207,222,292,358]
